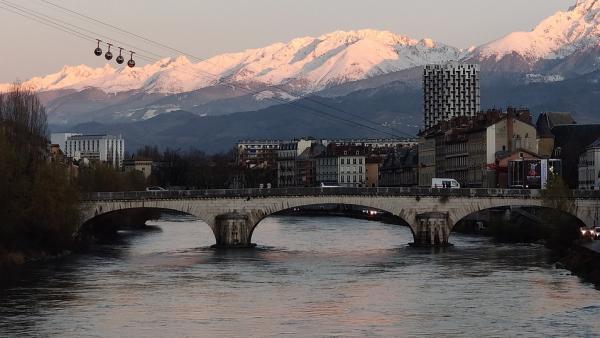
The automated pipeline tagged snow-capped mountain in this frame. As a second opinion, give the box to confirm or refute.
[469,0,600,73]
[2,0,600,127]
[0,29,463,95]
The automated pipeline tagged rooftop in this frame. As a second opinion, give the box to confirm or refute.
[67,134,123,140]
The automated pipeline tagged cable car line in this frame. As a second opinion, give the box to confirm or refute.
[37,0,414,138]
[0,2,400,138]
[0,2,409,138]
[0,3,95,42]
[0,0,164,60]
[41,0,202,62]
[38,0,415,139]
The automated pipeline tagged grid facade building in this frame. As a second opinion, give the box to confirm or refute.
[65,134,125,169]
[236,140,283,168]
[423,62,480,130]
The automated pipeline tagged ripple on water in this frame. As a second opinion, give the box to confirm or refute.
[0,215,599,337]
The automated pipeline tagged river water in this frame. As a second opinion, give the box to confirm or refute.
[1,215,599,337]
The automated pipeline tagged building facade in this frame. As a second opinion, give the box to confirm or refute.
[323,138,417,149]
[417,136,437,187]
[379,147,418,187]
[418,109,538,188]
[277,139,315,187]
[315,148,339,186]
[365,157,382,187]
[579,139,600,190]
[337,146,366,187]
[65,134,125,169]
[423,62,480,130]
[295,144,325,187]
[123,159,153,179]
[236,140,283,169]
[535,112,576,158]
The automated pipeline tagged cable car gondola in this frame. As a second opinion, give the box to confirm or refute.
[116,47,124,64]
[94,39,102,56]
[105,43,113,60]
[127,51,136,68]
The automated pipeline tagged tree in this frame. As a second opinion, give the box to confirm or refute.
[0,84,80,259]
[541,175,575,214]
[78,162,147,192]
[540,174,580,248]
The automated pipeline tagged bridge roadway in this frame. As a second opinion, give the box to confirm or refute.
[80,187,600,247]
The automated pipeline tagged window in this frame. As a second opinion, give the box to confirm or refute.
[353,159,357,165]
[359,158,363,164]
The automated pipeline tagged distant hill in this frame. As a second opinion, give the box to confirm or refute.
[54,69,600,153]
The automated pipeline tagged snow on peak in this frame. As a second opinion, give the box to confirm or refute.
[475,0,600,60]
[420,38,436,48]
[571,0,600,11]
[318,29,417,46]
[1,29,460,95]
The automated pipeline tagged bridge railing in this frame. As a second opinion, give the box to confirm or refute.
[76,187,600,202]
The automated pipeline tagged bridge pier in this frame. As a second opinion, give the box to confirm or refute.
[412,212,451,247]
[213,212,255,248]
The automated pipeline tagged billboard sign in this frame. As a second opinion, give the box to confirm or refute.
[524,159,541,189]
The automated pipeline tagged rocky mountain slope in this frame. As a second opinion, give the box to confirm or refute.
[3,0,600,140]
[469,0,600,75]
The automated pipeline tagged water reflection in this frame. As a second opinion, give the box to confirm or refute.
[0,215,599,337]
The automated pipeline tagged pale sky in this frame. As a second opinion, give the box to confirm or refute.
[0,0,573,82]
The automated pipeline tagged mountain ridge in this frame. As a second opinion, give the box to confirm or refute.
[3,0,600,127]
[469,0,600,73]
[0,29,463,95]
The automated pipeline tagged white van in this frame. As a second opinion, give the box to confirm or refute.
[431,178,461,189]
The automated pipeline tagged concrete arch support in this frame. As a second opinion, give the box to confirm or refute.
[413,212,451,246]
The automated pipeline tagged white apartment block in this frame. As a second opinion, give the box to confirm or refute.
[579,139,600,190]
[65,134,125,169]
[337,149,366,187]
[236,140,283,163]
[424,62,480,130]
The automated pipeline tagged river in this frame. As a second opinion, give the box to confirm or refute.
[1,215,599,337]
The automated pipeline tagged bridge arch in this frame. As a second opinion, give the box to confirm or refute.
[80,207,195,233]
[451,205,586,243]
[79,201,221,242]
[247,203,414,246]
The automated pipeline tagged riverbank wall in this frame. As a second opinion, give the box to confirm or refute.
[558,242,600,286]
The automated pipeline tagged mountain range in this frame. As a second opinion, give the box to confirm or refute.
[3,0,600,152]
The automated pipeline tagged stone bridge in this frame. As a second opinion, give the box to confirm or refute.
[80,188,600,247]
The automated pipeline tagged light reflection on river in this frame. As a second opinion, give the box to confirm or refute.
[1,215,599,337]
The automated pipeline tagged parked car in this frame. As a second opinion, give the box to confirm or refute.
[146,186,167,191]
[580,227,597,240]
